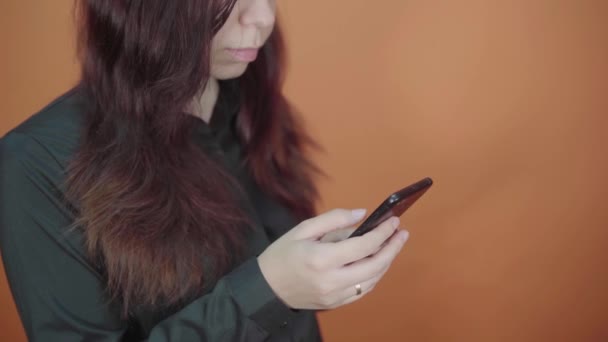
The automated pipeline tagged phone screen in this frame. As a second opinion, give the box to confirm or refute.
[348,177,433,238]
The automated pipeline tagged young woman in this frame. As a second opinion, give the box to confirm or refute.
[0,0,410,340]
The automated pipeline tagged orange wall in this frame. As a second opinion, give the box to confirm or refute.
[2,1,608,341]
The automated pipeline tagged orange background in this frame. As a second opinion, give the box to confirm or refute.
[2,1,608,341]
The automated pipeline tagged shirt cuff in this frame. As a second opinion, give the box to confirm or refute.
[225,257,297,335]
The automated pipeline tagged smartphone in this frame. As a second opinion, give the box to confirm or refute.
[348,177,433,238]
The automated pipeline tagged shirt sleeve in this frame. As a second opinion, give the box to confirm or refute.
[0,131,295,341]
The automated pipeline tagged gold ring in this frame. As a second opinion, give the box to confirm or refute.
[355,283,362,296]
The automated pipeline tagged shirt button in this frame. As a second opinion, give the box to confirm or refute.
[280,321,288,328]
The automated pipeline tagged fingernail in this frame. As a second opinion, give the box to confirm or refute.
[351,209,367,220]
[392,217,400,228]
[400,230,410,242]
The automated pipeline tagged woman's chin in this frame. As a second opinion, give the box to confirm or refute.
[212,63,250,80]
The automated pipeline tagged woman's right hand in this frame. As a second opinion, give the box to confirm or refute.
[257,209,410,310]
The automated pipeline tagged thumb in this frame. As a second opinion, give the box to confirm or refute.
[295,208,367,240]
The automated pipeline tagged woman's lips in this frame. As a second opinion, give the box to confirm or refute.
[227,48,259,62]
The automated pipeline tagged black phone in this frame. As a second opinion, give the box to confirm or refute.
[348,177,433,238]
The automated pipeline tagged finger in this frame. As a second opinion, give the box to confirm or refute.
[329,274,380,308]
[335,229,409,286]
[366,227,404,256]
[294,208,366,240]
[323,230,409,309]
[320,227,356,243]
[326,217,401,266]
[331,233,408,308]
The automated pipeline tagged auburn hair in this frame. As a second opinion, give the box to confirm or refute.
[66,0,321,316]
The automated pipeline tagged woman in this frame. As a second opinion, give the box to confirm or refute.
[0,0,410,340]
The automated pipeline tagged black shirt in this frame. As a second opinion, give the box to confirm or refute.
[0,82,322,341]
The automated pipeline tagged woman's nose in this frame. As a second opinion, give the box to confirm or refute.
[239,0,276,29]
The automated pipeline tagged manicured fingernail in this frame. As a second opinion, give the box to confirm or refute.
[400,230,410,242]
[352,209,367,220]
[392,217,400,228]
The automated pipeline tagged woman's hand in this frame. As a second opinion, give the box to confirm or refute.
[257,209,410,310]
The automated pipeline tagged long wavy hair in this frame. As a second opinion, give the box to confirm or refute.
[67,0,321,316]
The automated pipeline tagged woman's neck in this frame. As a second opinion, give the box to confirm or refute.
[196,78,220,123]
